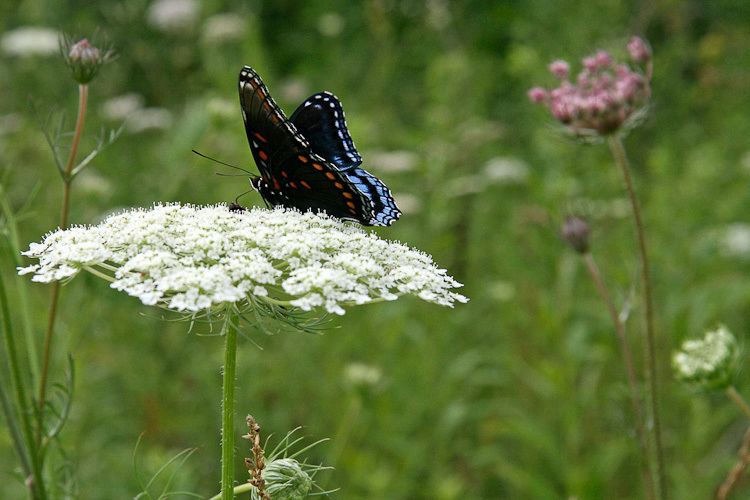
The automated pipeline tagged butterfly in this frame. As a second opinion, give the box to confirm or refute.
[238,66,401,226]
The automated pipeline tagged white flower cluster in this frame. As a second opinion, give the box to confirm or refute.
[672,325,738,390]
[19,204,467,315]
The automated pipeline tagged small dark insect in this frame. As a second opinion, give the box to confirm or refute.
[238,66,401,226]
[228,202,245,213]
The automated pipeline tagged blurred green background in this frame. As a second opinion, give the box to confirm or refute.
[2,0,750,498]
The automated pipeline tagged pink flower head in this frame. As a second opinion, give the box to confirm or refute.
[548,60,570,80]
[627,36,651,64]
[529,37,652,135]
[527,87,548,103]
[594,50,613,69]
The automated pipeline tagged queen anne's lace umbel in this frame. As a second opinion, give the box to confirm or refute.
[19,204,467,315]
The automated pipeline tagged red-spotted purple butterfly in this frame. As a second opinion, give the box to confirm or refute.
[239,66,401,226]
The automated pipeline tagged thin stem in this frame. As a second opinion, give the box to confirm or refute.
[608,134,666,498]
[36,83,88,449]
[727,387,750,420]
[0,270,46,499]
[715,425,750,500]
[583,252,656,500]
[60,84,88,228]
[221,307,238,500]
[208,483,254,500]
[0,184,39,382]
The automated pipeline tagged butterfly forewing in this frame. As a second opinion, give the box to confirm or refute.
[238,65,401,226]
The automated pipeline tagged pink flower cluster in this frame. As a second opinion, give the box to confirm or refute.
[528,37,652,135]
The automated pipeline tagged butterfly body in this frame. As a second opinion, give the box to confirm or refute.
[238,66,400,226]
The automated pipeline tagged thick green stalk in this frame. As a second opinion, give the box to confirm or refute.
[37,83,88,448]
[221,308,238,500]
[0,271,46,499]
[608,135,665,498]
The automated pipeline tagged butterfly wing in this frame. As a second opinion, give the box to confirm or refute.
[289,92,362,170]
[238,66,400,226]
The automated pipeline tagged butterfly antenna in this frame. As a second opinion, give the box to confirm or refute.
[191,149,253,175]
[234,188,254,205]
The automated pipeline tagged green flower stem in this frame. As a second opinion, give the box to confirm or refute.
[0,184,39,383]
[37,83,88,449]
[727,386,750,420]
[608,134,665,499]
[209,483,254,500]
[0,271,46,499]
[583,252,656,500]
[221,307,239,500]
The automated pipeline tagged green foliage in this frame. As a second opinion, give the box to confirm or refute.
[2,1,750,498]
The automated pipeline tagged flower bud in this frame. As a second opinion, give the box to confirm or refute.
[527,87,548,103]
[562,216,590,254]
[252,458,313,500]
[548,60,570,80]
[627,36,651,64]
[672,325,738,390]
[62,36,113,84]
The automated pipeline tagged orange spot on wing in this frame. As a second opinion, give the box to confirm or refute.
[342,192,354,199]
[273,178,280,190]
[298,155,308,163]
[254,132,267,143]
[312,163,323,171]
[300,181,312,189]
[289,182,297,189]
[258,150,268,161]
[325,172,336,180]
[334,182,343,189]
[346,201,356,210]
[280,170,288,178]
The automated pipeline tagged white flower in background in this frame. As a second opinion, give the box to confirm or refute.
[344,362,383,388]
[147,0,199,32]
[392,193,422,215]
[101,93,145,121]
[125,107,173,133]
[202,13,246,43]
[367,150,418,173]
[205,96,236,120]
[720,223,750,258]
[673,325,738,390]
[1,26,59,57]
[318,13,344,37]
[20,204,467,315]
[483,156,530,185]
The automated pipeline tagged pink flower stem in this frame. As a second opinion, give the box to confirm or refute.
[716,389,750,500]
[583,252,656,500]
[36,83,88,448]
[608,134,666,499]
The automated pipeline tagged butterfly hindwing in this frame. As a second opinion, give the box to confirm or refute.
[289,92,362,170]
[238,66,400,226]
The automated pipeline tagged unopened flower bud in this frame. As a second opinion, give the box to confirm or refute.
[548,60,570,80]
[673,325,738,390]
[627,36,651,64]
[527,87,548,103]
[252,458,313,500]
[62,36,113,84]
[562,216,590,254]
